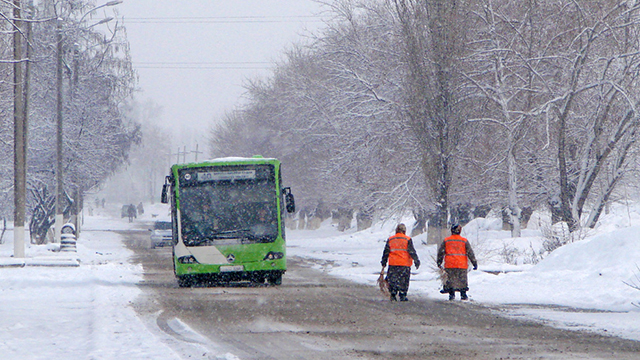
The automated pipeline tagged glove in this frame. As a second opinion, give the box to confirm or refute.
[473,265,478,270]
[415,260,420,269]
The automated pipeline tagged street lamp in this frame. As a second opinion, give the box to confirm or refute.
[79,0,123,23]
[54,1,122,244]
[88,17,114,28]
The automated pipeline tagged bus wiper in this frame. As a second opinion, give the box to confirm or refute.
[186,229,251,246]
[208,229,250,238]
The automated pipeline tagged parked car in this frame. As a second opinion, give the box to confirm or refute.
[149,220,172,248]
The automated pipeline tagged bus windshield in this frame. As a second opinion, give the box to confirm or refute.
[178,165,278,246]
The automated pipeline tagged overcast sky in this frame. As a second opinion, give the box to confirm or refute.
[115,1,327,153]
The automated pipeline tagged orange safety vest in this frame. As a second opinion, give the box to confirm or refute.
[388,233,413,267]
[443,234,469,269]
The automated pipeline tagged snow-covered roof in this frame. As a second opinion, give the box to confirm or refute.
[203,156,277,163]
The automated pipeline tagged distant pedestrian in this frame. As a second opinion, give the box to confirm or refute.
[137,202,144,215]
[381,223,420,301]
[127,204,137,222]
[437,224,478,301]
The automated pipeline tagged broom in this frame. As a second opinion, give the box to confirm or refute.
[438,266,449,294]
[377,266,390,297]
[430,254,449,294]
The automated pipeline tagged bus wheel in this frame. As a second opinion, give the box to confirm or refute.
[267,272,282,285]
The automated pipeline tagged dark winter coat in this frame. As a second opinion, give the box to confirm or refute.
[127,205,137,218]
[386,265,412,293]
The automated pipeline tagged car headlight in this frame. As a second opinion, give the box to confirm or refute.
[263,252,284,260]
[177,255,199,264]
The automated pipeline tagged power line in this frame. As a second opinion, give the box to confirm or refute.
[133,61,273,70]
[136,66,269,70]
[135,61,271,65]
[120,15,325,24]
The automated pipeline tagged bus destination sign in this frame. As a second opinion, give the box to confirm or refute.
[196,170,256,182]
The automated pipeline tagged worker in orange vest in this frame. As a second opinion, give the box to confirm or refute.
[437,223,478,301]
[381,223,420,301]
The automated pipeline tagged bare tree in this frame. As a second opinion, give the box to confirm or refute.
[542,1,640,231]
[390,0,471,242]
[0,0,137,243]
[463,0,552,236]
[208,0,640,240]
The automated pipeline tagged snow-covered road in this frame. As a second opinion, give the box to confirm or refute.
[1,202,640,359]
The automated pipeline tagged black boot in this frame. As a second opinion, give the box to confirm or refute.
[390,290,397,301]
[448,290,455,301]
[399,292,408,301]
[460,291,468,300]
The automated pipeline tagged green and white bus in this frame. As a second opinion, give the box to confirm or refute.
[161,156,295,287]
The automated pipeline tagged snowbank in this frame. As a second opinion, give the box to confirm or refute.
[288,204,640,341]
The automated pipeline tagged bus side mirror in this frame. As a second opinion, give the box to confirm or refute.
[283,187,295,213]
[161,184,169,204]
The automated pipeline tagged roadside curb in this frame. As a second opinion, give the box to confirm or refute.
[0,256,80,267]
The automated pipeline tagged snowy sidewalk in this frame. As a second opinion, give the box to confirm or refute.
[0,214,177,359]
[0,255,80,267]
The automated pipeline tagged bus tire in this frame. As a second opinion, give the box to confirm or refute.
[267,272,282,285]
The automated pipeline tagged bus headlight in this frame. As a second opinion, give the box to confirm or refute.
[178,255,199,264]
[263,252,283,260]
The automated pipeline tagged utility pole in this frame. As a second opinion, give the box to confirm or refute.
[74,186,82,236]
[192,143,203,162]
[55,16,64,244]
[173,147,181,163]
[13,0,26,257]
[24,0,32,180]
[50,1,121,243]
